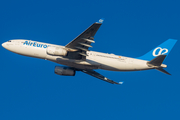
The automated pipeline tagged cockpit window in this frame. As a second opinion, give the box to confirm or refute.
[8,40,11,42]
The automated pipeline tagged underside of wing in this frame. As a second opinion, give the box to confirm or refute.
[65,19,104,60]
[81,69,123,85]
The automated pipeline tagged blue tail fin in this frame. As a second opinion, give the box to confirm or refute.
[138,39,177,61]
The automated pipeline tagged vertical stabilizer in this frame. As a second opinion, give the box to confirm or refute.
[138,39,177,61]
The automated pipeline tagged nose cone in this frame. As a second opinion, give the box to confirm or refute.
[2,42,6,48]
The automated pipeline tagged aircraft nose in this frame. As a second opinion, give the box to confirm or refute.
[2,42,6,48]
[2,42,8,49]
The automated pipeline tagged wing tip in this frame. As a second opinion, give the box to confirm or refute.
[118,81,124,85]
[96,18,104,24]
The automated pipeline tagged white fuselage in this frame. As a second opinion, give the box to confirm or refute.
[2,39,153,71]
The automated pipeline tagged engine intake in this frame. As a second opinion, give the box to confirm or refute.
[47,46,67,56]
[54,66,76,76]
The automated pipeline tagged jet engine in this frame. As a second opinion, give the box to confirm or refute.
[47,46,67,56]
[54,66,76,76]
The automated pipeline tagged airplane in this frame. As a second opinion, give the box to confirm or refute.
[2,18,177,85]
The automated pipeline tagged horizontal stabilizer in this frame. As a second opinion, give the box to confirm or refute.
[156,68,171,75]
[147,55,166,67]
[147,55,171,75]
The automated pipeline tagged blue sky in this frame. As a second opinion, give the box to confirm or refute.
[1,0,180,120]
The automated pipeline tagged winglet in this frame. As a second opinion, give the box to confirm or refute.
[119,81,124,85]
[96,18,104,24]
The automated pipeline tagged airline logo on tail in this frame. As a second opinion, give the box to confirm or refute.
[152,47,168,56]
[137,39,177,61]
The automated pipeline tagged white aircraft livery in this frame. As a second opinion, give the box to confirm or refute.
[2,19,177,84]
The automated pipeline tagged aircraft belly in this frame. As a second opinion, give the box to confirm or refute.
[100,61,133,71]
[46,55,99,69]
[56,60,99,70]
[46,54,149,71]
[91,57,149,71]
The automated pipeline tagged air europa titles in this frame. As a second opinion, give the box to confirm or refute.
[23,41,49,48]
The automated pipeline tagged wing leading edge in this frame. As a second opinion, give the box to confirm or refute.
[65,18,104,60]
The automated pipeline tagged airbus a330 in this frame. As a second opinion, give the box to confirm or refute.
[2,19,177,84]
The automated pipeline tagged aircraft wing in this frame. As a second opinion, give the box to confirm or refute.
[81,69,123,85]
[65,18,104,60]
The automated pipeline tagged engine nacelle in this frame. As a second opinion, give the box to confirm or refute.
[54,66,76,76]
[47,46,67,56]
